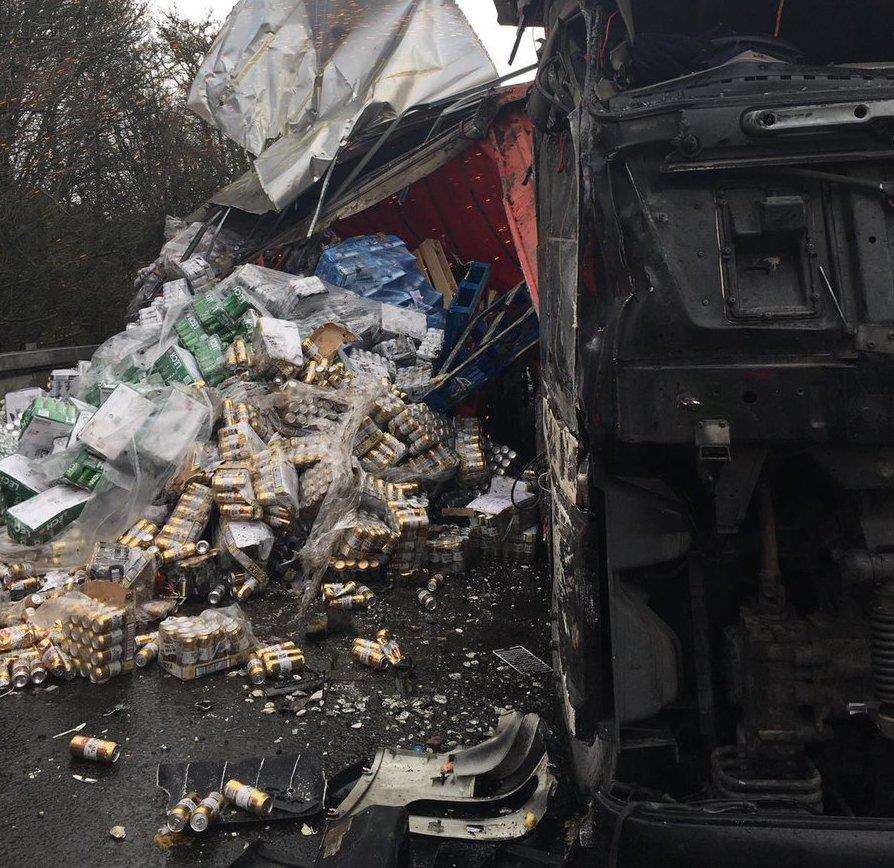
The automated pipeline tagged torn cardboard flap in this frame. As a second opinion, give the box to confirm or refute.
[310,323,357,360]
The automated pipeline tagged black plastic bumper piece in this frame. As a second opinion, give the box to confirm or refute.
[585,792,894,868]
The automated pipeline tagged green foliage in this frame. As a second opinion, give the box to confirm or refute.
[0,0,246,350]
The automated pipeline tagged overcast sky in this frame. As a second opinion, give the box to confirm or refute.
[156,0,540,76]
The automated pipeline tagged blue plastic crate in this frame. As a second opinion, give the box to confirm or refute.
[425,306,539,410]
[443,262,490,353]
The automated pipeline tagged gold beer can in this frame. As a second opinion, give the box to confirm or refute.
[223,779,273,817]
[70,735,121,764]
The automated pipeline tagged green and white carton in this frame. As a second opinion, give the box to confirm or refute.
[18,396,78,458]
[152,344,202,385]
[5,485,93,545]
[0,453,49,507]
[77,384,155,461]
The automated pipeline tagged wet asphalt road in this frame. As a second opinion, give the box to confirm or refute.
[1,557,575,867]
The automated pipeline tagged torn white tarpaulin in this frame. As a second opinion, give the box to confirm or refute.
[188,0,497,212]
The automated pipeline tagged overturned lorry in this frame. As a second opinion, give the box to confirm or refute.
[500,0,894,863]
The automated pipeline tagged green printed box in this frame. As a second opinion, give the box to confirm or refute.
[5,485,93,545]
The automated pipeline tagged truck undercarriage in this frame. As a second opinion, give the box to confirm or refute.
[515,0,894,857]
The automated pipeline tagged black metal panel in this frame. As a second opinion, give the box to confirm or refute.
[615,362,859,443]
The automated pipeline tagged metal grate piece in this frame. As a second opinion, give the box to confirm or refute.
[493,645,551,676]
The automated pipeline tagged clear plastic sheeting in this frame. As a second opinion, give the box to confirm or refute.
[189,0,497,212]
[295,376,388,621]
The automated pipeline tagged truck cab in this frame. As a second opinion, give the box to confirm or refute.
[501,1,894,862]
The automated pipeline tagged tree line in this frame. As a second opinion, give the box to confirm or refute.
[0,0,245,351]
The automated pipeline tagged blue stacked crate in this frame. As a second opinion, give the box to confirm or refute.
[443,262,490,354]
[426,282,539,411]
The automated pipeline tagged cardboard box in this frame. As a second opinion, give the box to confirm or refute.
[152,344,202,385]
[5,485,93,545]
[380,304,427,341]
[4,387,45,423]
[137,388,208,466]
[77,384,155,461]
[0,453,49,507]
[253,316,304,369]
[160,648,253,681]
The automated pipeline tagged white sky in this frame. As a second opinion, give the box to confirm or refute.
[154,0,539,76]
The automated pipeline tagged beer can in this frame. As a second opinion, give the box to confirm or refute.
[179,632,198,665]
[261,648,304,677]
[0,659,11,690]
[90,646,123,667]
[135,641,159,668]
[417,589,436,611]
[322,581,357,601]
[38,639,67,678]
[208,583,228,605]
[220,504,262,521]
[91,661,123,683]
[166,791,201,833]
[379,638,405,667]
[246,657,266,685]
[9,576,41,599]
[328,593,369,610]
[223,779,273,817]
[427,573,445,594]
[135,632,157,648]
[70,735,121,764]
[58,648,77,680]
[189,791,225,832]
[161,543,198,564]
[351,644,389,670]
[11,658,30,688]
[196,628,215,663]
[258,641,298,656]
[91,629,124,650]
[89,609,123,633]
[29,657,48,685]
[233,577,261,601]
[0,623,37,652]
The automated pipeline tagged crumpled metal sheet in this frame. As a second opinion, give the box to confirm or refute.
[189,0,498,213]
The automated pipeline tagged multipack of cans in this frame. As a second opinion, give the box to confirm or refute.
[155,482,215,552]
[212,463,257,514]
[287,434,330,470]
[347,347,396,381]
[394,363,433,399]
[58,587,135,683]
[323,579,375,609]
[247,640,305,683]
[455,418,490,487]
[352,628,409,671]
[386,498,430,574]
[427,527,468,576]
[158,605,255,680]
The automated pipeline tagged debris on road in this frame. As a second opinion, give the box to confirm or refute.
[493,646,552,678]
[0,4,552,855]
